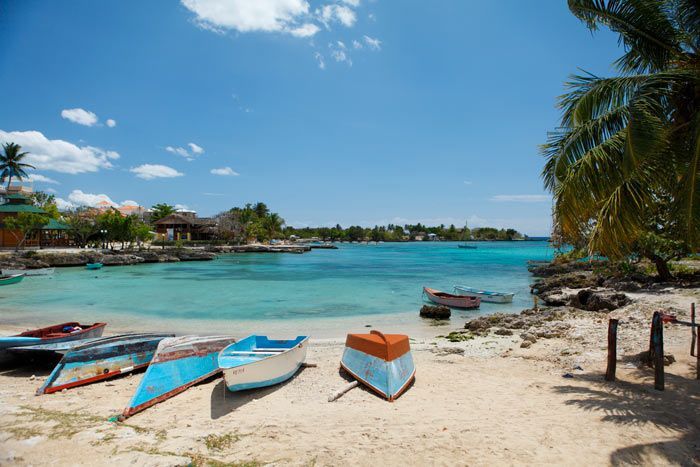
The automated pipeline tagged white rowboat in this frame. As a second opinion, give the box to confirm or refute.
[1,268,55,276]
[453,285,515,303]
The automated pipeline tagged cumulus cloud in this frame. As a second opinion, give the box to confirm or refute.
[318,4,356,27]
[130,164,184,180]
[106,119,117,128]
[182,0,320,37]
[363,35,381,50]
[68,190,117,207]
[329,42,352,66]
[210,167,239,176]
[27,174,60,184]
[54,197,75,210]
[174,204,191,211]
[314,52,326,69]
[61,108,98,127]
[166,143,203,161]
[342,0,360,6]
[120,200,139,206]
[490,194,550,203]
[352,39,362,49]
[0,129,118,174]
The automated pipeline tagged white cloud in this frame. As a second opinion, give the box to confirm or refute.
[27,174,60,184]
[463,181,472,185]
[188,142,204,154]
[289,23,320,37]
[363,35,381,50]
[54,197,75,210]
[342,0,360,6]
[314,52,326,69]
[68,190,117,207]
[166,143,203,161]
[130,164,184,180]
[182,0,320,37]
[106,119,117,128]
[120,200,139,206]
[61,108,98,127]
[318,4,356,27]
[174,204,191,211]
[490,194,550,203]
[331,49,351,65]
[352,39,362,49]
[210,166,239,176]
[0,129,118,174]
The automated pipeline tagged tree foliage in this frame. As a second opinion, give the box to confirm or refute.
[0,143,35,189]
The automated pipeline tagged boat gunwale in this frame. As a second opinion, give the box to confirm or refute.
[218,336,309,369]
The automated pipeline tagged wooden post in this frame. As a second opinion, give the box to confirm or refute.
[605,319,619,382]
[696,320,699,381]
[652,311,664,391]
[691,303,696,357]
[647,315,656,368]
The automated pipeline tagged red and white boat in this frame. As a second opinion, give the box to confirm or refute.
[423,287,480,309]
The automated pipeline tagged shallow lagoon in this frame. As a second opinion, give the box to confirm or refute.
[0,241,553,338]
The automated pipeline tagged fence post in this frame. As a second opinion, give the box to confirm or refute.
[605,319,619,382]
[652,311,664,391]
[696,319,699,381]
[691,303,696,357]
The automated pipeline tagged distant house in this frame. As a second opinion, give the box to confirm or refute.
[0,194,70,248]
[427,233,438,241]
[153,213,217,241]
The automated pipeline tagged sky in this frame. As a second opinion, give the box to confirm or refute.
[0,0,623,236]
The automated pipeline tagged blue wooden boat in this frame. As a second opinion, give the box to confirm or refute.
[340,330,415,401]
[457,244,477,249]
[0,273,25,285]
[0,322,106,365]
[36,333,173,395]
[86,263,103,270]
[121,335,235,419]
[219,335,308,392]
[453,285,515,303]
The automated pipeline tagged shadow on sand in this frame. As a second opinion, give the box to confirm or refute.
[552,367,699,465]
[209,366,310,420]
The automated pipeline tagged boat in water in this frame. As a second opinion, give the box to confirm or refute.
[121,335,235,419]
[86,263,103,270]
[0,273,24,286]
[457,220,477,249]
[219,335,308,392]
[36,333,173,395]
[453,285,515,303]
[0,322,107,365]
[423,287,480,309]
[1,268,55,276]
[340,330,415,401]
[457,244,477,249]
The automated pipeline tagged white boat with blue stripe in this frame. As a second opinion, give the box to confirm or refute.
[219,335,308,392]
[453,285,515,303]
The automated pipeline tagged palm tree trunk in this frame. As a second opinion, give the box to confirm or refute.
[652,255,673,282]
[6,175,12,190]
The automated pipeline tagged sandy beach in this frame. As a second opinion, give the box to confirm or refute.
[1,288,698,466]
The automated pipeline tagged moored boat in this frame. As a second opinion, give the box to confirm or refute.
[453,285,515,303]
[86,263,103,270]
[36,333,173,395]
[0,322,107,365]
[457,244,477,249]
[1,268,55,276]
[219,335,308,392]
[423,287,480,309]
[340,330,415,401]
[121,335,235,419]
[0,274,24,285]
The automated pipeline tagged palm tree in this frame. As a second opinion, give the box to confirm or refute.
[542,0,699,278]
[0,143,35,189]
[263,213,285,239]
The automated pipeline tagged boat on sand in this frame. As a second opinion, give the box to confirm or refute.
[36,333,173,395]
[423,287,480,309]
[340,330,415,401]
[219,335,309,392]
[121,335,235,419]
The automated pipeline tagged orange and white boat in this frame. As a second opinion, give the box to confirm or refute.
[423,287,480,309]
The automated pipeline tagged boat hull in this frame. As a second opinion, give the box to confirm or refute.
[341,347,415,401]
[423,287,480,309]
[122,335,236,418]
[1,268,55,276]
[0,274,24,286]
[453,286,514,303]
[220,336,308,392]
[36,334,172,395]
[86,263,103,270]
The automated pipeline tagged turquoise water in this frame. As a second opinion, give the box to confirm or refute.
[0,242,553,337]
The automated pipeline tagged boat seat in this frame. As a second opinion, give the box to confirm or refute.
[224,351,278,355]
[252,348,287,352]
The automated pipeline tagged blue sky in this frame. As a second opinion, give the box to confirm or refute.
[0,0,622,235]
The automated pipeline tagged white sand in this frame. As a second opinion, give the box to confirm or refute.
[0,289,698,466]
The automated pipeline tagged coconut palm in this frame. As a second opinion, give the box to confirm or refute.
[0,143,35,189]
[542,0,699,277]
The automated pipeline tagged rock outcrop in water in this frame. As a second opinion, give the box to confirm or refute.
[419,304,451,319]
[0,249,216,268]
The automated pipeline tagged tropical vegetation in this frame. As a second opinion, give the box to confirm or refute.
[0,143,35,189]
[542,0,699,279]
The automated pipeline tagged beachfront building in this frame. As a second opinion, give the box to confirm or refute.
[153,213,217,241]
[0,193,70,248]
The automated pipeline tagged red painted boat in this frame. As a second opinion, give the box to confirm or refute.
[423,287,480,309]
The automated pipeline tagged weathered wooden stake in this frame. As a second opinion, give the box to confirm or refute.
[691,303,696,357]
[328,381,359,402]
[652,311,664,391]
[647,315,656,368]
[696,320,699,381]
[605,319,619,382]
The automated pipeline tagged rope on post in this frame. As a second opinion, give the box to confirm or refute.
[652,311,665,391]
[605,319,619,382]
